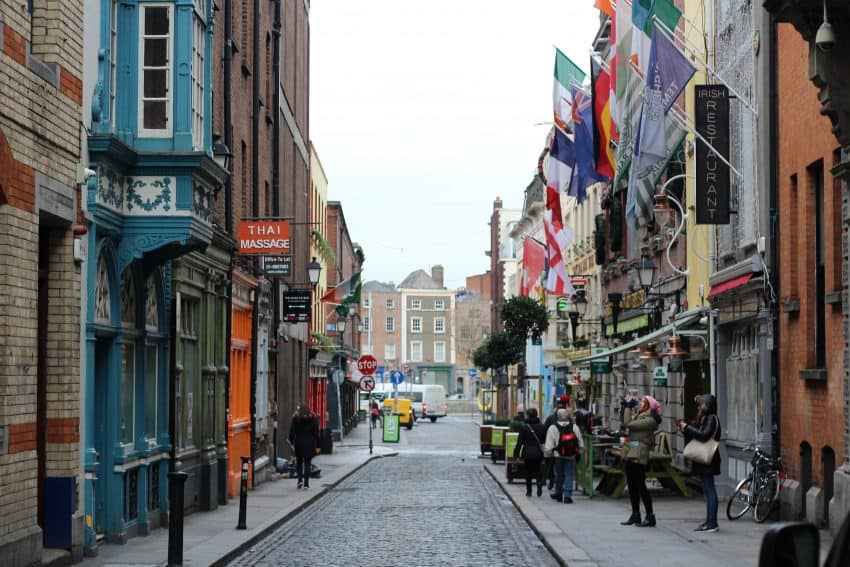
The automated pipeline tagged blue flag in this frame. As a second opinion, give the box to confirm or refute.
[568,86,608,204]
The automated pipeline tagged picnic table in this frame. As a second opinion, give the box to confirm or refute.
[594,433,691,498]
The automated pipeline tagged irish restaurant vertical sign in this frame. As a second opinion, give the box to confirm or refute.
[695,85,731,225]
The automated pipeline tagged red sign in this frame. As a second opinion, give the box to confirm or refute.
[357,355,378,376]
[359,376,375,392]
[237,220,291,255]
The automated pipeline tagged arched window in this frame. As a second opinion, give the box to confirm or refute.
[121,270,136,327]
[95,255,111,324]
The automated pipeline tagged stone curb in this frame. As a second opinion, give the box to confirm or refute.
[483,464,599,567]
[209,451,398,567]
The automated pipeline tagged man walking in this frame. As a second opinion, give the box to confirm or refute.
[542,395,569,489]
[544,408,584,503]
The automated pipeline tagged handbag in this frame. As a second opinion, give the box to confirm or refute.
[683,417,719,465]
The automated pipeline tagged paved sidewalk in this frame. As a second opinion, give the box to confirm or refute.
[65,422,393,567]
[485,462,834,567]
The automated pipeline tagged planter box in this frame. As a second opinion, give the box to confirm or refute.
[480,425,493,455]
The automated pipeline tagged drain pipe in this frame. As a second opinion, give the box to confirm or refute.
[271,0,281,463]
[248,0,261,469]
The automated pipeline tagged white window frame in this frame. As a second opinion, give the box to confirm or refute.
[385,316,394,332]
[434,341,446,362]
[138,4,173,137]
[411,317,422,333]
[434,317,445,333]
[363,316,370,332]
[384,343,396,361]
[363,297,371,308]
[411,341,422,362]
[386,298,394,308]
[191,0,206,148]
[435,299,445,310]
[411,299,421,310]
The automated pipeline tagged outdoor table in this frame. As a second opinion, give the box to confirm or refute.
[595,448,691,498]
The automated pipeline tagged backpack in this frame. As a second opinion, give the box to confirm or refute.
[556,422,579,457]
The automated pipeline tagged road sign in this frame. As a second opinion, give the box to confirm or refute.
[389,370,405,385]
[359,375,375,392]
[468,368,478,378]
[357,354,378,376]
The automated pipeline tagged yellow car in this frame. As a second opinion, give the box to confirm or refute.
[383,398,415,430]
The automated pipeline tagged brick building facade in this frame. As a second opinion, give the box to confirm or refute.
[0,0,84,562]
[776,23,844,525]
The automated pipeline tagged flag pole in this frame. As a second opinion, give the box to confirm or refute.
[667,105,745,180]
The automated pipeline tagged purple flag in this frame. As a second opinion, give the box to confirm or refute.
[635,28,695,160]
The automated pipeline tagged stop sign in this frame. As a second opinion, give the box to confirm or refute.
[357,354,378,376]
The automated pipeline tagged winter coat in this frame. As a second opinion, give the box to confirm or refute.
[544,419,584,459]
[514,418,547,462]
[288,413,320,459]
[683,395,722,476]
[624,411,658,465]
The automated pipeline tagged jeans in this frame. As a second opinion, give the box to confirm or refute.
[296,456,312,485]
[699,474,718,526]
[625,461,653,515]
[553,457,575,497]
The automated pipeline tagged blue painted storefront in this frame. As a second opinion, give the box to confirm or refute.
[83,0,225,552]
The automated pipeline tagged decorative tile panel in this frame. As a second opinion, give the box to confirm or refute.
[124,177,174,215]
[192,183,213,222]
[95,165,125,212]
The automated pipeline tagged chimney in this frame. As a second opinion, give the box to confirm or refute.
[431,265,444,288]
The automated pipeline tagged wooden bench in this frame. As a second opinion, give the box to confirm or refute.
[594,432,691,498]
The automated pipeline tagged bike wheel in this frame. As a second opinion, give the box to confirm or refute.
[754,474,780,523]
[727,477,752,520]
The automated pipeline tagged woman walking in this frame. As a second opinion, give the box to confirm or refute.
[288,403,320,489]
[678,394,721,532]
[620,395,661,527]
[514,407,547,497]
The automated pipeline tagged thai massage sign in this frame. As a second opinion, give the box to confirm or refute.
[237,220,291,255]
[695,85,731,225]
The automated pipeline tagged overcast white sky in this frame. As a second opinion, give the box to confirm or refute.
[310,2,601,290]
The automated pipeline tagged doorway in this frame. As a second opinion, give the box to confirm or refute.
[37,227,48,531]
[823,446,836,527]
[801,441,812,520]
[93,340,111,537]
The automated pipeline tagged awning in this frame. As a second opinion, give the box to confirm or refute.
[571,308,707,363]
[605,314,649,337]
[708,273,753,297]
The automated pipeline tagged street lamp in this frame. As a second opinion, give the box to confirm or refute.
[337,316,347,334]
[212,132,232,171]
[307,257,321,287]
[637,247,656,292]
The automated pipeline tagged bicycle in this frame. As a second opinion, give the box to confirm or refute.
[727,446,785,523]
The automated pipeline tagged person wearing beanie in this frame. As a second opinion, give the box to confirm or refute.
[620,395,660,527]
[677,394,721,532]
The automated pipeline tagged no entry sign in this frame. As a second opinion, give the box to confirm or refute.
[357,355,378,376]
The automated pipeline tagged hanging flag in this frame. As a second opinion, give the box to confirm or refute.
[608,12,619,136]
[630,0,682,75]
[614,0,636,142]
[591,58,616,179]
[595,0,614,18]
[634,28,696,162]
[544,185,575,295]
[643,0,682,37]
[547,127,576,195]
[520,236,546,297]
[570,85,607,203]
[320,271,362,303]
[553,49,586,132]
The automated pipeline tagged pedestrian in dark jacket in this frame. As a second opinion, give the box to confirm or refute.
[288,403,319,489]
[542,394,570,489]
[514,407,548,497]
[678,394,721,532]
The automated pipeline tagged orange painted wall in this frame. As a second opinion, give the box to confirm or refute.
[229,305,253,497]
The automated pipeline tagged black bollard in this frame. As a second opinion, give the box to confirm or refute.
[167,471,189,566]
[236,456,250,530]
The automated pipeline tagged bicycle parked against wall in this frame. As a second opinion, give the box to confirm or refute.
[727,446,785,523]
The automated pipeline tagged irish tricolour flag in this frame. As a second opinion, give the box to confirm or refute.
[553,49,586,132]
[321,271,362,304]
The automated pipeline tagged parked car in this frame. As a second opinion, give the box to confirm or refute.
[757,507,849,566]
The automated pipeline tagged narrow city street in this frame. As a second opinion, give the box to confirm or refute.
[228,417,557,567]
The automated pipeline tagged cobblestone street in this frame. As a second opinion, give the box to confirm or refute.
[229,419,557,567]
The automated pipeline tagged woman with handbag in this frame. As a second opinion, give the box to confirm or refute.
[620,395,661,527]
[514,407,547,497]
[677,394,721,533]
[288,402,320,489]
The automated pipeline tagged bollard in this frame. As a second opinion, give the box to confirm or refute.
[167,471,189,566]
[236,455,250,530]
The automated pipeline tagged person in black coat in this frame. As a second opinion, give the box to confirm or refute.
[288,403,320,489]
[514,407,548,498]
[677,394,721,532]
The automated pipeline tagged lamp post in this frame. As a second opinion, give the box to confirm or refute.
[333,311,347,442]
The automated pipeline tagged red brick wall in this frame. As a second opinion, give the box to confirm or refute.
[776,24,844,485]
[466,273,491,301]
[0,128,35,212]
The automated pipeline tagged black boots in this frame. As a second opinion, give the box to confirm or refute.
[526,487,533,497]
[620,512,641,525]
[537,484,543,497]
[636,514,656,527]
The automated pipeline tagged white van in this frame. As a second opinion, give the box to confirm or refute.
[371,383,447,421]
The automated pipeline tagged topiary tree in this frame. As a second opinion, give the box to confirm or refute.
[500,295,549,342]
[472,331,524,375]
